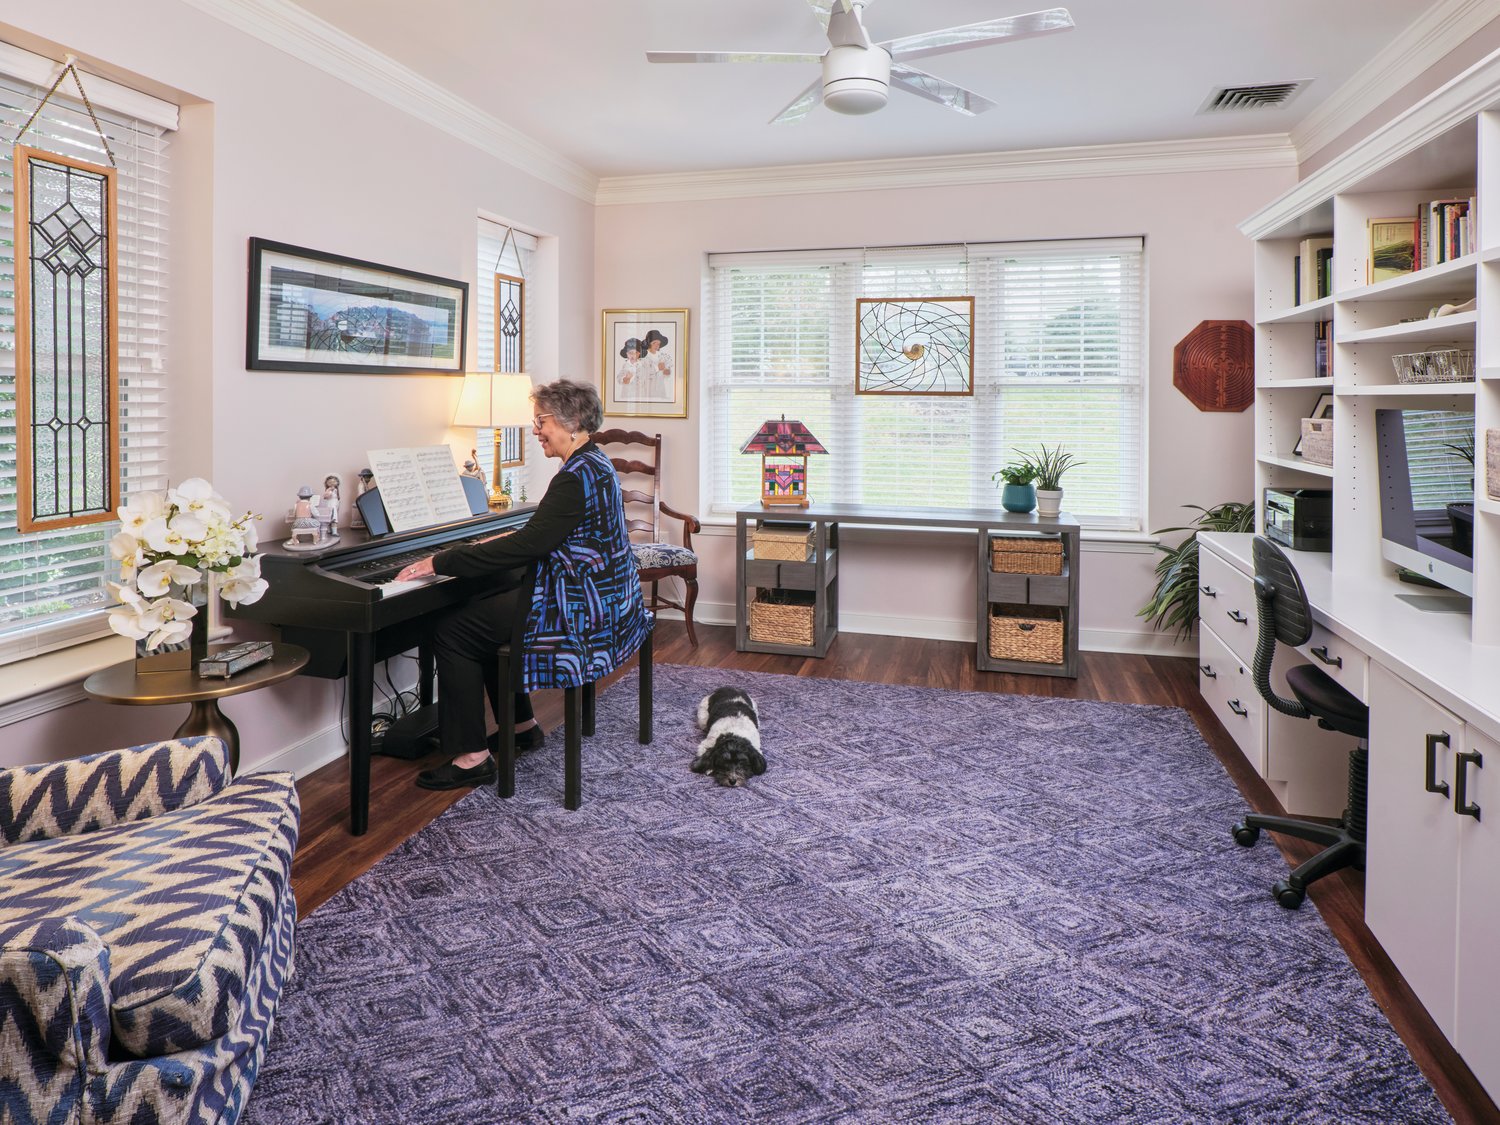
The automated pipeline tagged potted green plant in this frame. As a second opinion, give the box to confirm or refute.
[992,463,1038,513]
[1137,501,1255,640]
[1016,444,1083,518]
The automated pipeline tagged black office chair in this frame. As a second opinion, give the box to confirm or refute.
[1232,536,1370,909]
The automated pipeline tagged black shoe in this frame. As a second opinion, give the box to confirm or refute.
[487,725,546,756]
[415,757,497,790]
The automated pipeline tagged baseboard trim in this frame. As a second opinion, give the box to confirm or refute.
[244,721,349,780]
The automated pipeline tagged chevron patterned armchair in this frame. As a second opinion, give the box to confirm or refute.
[0,736,299,1125]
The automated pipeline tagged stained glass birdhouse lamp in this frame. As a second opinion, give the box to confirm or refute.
[740,415,828,508]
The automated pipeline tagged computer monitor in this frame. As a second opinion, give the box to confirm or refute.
[1375,407,1475,597]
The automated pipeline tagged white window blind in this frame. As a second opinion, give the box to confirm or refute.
[476,218,538,496]
[705,239,1145,531]
[0,72,171,663]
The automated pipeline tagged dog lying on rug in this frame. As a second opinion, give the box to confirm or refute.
[694,687,766,787]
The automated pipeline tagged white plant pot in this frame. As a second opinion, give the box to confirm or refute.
[1035,488,1063,518]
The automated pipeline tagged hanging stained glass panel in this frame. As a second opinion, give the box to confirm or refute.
[855,295,975,396]
[494,270,526,466]
[14,144,118,532]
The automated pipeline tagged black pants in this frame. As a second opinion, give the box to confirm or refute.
[430,582,534,755]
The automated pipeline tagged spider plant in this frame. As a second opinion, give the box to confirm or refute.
[1015,444,1083,490]
[1138,501,1256,640]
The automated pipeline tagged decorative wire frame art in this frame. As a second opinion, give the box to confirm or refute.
[14,144,120,533]
[856,296,975,396]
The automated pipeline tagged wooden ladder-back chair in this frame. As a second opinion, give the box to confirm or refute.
[594,429,702,647]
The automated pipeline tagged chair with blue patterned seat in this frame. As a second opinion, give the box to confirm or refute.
[595,428,701,647]
[0,735,299,1124]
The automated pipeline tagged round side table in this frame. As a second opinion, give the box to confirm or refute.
[83,643,310,774]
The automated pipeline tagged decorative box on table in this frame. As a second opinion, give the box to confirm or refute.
[753,522,814,562]
[1300,418,1334,466]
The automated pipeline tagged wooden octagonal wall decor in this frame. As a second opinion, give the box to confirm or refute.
[1173,319,1254,412]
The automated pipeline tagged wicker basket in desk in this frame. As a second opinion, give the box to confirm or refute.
[987,605,1064,664]
[749,589,815,646]
[752,524,814,562]
[990,535,1064,575]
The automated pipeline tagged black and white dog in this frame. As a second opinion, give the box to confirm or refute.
[693,686,766,788]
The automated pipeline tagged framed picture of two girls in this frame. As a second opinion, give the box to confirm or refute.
[601,308,688,418]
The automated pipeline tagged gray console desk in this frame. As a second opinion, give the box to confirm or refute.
[734,503,1081,677]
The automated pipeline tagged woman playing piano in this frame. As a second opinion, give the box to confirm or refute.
[395,378,652,790]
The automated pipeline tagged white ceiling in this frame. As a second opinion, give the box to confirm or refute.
[287,0,1468,180]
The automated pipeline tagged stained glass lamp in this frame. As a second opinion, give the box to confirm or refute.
[454,372,533,508]
[740,415,828,508]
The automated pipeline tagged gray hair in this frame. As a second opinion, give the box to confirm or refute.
[532,379,603,434]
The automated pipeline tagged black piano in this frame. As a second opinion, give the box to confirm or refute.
[228,502,536,834]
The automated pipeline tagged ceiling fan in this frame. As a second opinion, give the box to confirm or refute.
[646,1,1074,124]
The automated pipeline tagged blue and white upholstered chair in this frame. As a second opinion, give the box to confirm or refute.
[0,736,299,1124]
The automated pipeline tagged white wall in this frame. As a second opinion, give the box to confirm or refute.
[0,0,594,769]
[594,162,1294,653]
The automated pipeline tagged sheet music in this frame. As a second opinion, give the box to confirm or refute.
[366,446,475,532]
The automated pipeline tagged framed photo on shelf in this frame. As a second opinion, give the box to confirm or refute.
[246,238,468,375]
[1292,392,1335,456]
[1367,217,1417,284]
[601,308,689,418]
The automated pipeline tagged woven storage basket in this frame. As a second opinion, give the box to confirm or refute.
[1390,348,1475,384]
[1488,429,1500,502]
[753,524,814,562]
[988,605,1064,664]
[1300,418,1333,466]
[749,589,815,646]
[990,535,1064,575]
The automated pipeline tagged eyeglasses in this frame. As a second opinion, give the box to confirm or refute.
[531,413,554,430]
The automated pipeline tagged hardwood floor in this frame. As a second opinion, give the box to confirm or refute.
[291,621,1500,1124]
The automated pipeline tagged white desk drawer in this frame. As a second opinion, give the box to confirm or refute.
[1198,548,1257,666]
[1297,624,1368,703]
[1199,624,1266,776]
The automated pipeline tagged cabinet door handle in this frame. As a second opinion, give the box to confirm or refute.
[1227,610,1248,624]
[1200,585,1217,598]
[1199,663,1217,679]
[1310,645,1343,669]
[1425,732,1451,797]
[1455,750,1483,820]
[1227,699,1248,717]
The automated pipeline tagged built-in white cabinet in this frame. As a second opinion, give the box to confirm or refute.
[1366,662,1500,1094]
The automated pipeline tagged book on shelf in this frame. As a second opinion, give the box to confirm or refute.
[1415,196,1474,268]
[1314,319,1332,379]
[1368,216,1417,283]
[1297,237,1333,302]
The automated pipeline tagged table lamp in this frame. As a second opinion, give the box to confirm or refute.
[740,415,828,507]
[453,372,533,508]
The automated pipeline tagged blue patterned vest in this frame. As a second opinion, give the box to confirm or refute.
[521,445,652,690]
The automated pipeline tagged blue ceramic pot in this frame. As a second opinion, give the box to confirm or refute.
[1001,483,1036,513]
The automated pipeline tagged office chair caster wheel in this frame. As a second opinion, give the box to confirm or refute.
[1272,879,1305,909]
[1232,821,1260,847]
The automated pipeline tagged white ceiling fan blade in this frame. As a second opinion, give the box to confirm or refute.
[889,63,998,116]
[647,50,823,64]
[805,0,857,33]
[770,77,825,125]
[882,7,1074,63]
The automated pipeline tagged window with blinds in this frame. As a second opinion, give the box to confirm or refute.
[0,73,170,662]
[705,239,1145,531]
[475,218,537,497]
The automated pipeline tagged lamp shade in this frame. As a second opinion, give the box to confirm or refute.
[739,415,828,455]
[453,372,534,428]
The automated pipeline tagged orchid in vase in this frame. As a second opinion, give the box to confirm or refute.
[108,478,269,650]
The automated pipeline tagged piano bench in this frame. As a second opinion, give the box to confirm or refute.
[491,627,654,810]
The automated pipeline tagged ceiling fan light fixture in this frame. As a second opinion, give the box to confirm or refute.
[822,43,890,115]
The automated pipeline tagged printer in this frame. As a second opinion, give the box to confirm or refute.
[1263,488,1333,551]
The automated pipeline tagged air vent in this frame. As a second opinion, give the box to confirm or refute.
[1199,81,1308,113]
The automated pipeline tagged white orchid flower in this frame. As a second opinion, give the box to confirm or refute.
[136,592,200,649]
[107,580,146,609]
[109,531,141,562]
[137,559,203,598]
[240,518,260,553]
[108,602,153,640]
[169,477,232,521]
[143,512,208,556]
[220,556,268,605]
[117,491,165,535]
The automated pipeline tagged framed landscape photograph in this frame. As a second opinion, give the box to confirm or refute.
[246,238,468,374]
[601,308,688,418]
[1368,217,1416,284]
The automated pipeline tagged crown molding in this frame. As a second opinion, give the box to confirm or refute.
[1291,0,1500,161]
[594,135,1296,206]
[1243,45,1500,239]
[179,0,598,203]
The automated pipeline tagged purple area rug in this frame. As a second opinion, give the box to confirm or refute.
[245,665,1447,1124]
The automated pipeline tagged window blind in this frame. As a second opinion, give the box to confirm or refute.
[0,73,171,663]
[705,239,1145,530]
[476,218,538,496]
